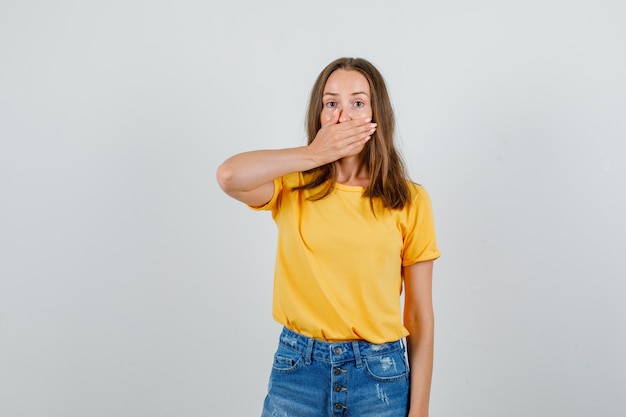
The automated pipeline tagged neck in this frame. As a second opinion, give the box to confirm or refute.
[335,155,369,186]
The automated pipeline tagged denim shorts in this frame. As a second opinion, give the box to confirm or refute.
[261,327,409,417]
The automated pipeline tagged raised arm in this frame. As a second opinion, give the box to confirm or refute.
[216,147,318,207]
[216,116,376,206]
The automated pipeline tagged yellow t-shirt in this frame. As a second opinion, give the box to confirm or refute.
[253,172,440,343]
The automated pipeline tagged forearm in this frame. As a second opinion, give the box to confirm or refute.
[403,260,436,417]
[217,146,319,193]
[405,314,434,417]
[216,118,374,205]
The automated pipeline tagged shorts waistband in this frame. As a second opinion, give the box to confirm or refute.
[277,327,405,365]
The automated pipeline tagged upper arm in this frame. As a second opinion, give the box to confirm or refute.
[215,163,276,207]
[228,181,276,208]
[401,186,441,266]
[403,260,435,323]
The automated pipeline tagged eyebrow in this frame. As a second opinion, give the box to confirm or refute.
[323,91,370,97]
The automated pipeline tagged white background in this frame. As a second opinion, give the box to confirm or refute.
[1,1,625,416]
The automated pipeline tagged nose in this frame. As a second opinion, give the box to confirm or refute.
[338,106,352,123]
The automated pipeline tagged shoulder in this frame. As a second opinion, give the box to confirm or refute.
[400,182,436,219]
[406,181,432,203]
[285,172,307,186]
[272,172,305,190]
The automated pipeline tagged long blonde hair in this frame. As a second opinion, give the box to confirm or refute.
[296,57,411,210]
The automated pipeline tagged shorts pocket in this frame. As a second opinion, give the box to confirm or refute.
[363,350,408,382]
[271,345,304,374]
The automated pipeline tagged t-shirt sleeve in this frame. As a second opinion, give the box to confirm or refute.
[247,176,283,212]
[402,185,441,266]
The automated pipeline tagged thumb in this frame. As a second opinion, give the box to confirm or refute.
[322,108,340,126]
[331,108,340,124]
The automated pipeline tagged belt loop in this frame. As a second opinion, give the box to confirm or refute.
[352,341,363,368]
[304,337,314,365]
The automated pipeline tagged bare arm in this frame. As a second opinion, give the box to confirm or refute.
[403,260,435,417]
[216,147,317,206]
[216,116,376,206]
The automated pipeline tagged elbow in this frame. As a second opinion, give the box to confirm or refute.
[404,308,435,332]
[215,163,235,193]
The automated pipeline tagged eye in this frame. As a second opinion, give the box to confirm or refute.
[325,101,336,108]
[353,100,365,108]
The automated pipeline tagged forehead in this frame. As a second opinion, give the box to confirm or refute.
[323,69,370,94]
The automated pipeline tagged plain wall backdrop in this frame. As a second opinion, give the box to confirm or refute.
[1,1,625,416]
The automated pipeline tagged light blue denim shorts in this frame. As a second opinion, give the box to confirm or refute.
[261,327,409,417]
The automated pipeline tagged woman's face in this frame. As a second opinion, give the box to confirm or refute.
[320,69,372,126]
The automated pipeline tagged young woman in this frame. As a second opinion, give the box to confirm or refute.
[217,57,440,417]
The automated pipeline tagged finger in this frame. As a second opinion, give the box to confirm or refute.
[344,122,376,140]
[337,129,373,153]
[344,135,372,157]
[337,117,372,131]
[320,108,340,126]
